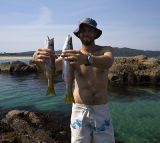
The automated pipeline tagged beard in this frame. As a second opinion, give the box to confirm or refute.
[80,36,95,46]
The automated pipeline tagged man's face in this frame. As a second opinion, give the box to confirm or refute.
[78,24,97,46]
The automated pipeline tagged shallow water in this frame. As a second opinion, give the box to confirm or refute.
[0,58,160,143]
[0,57,32,64]
[108,84,160,142]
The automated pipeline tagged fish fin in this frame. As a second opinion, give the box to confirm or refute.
[46,86,56,96]
[46,70,56,95]
[44,69,46,75]
[65,90,75,104]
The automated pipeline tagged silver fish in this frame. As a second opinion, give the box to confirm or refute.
[62,35,75,103]
[45,36,56,95]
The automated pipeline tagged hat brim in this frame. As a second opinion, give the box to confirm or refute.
[73,23,102,39]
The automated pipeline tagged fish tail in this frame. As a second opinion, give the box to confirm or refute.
[46,70,56,96]
[65,90,75,104]
[46,86,56,95]
[44,69,46,75]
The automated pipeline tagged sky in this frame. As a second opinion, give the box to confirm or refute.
[0,0,160,53]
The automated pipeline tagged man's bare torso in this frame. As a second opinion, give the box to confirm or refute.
[72,46,109,105]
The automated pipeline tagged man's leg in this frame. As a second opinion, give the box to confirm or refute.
[70,103,92,143]
[92,121,115,143]
[90,103,115,143]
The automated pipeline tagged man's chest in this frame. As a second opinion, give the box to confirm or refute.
[73,65,107,78]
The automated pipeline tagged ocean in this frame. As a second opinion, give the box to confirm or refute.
[0,57,160,143]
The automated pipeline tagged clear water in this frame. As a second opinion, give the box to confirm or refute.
[0,58,160,143]
[0,57,32,64]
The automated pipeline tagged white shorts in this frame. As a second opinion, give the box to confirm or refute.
[70,103,115,143]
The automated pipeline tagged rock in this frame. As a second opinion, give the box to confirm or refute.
[0,55,159,84]
[6,110,40,125]
[0,110,70,143]
[0,62,10,72]
[108,55,160,84]
[0,60,39,74]
[10,61,27,72]
[0,109,124,143]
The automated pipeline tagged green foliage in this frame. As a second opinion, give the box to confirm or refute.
[0,48,160,57]
[113,47,160,57]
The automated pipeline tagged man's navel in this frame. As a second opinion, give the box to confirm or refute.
[78,72,83,76]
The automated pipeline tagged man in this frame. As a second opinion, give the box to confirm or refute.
[33,18,115,143]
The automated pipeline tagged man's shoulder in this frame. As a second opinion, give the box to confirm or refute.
[96,45,113,53]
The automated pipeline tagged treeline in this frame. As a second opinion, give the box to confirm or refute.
[113,47,160,57]
[0,48,160,57]
[0,50,62,56]
[0,51,34,57]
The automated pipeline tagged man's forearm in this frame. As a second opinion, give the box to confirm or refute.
[91,55,114,69]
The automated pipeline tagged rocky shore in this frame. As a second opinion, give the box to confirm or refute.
[0,109,71,143]
[0,60,38,74]
[0,55,160,84]
[0,109,124,143]
[108,55,160,84]
[1,55,159,142]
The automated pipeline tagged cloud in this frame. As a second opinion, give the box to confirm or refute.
[0,2,53,26]
[29,4,53,25]
[0,24,78,53]
[0,2,160,53]
[0,4,63,53]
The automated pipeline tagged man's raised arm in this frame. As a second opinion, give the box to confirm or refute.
[32,48,62,73]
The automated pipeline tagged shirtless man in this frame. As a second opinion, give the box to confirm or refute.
[33,18,115,143]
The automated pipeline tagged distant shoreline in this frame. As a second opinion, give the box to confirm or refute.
[0,55,159,60]
[0,56,32,59]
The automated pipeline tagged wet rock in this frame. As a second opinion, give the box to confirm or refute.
[0,109,124,143]
[108,55,160,84]
[0,62,10,73]
[0,110,70,143]
[1,55,159,84]
[0,61,39,74]
[10,61,27,72]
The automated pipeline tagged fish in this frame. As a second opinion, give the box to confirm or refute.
[62,35,75,103]
[44,36,56,95]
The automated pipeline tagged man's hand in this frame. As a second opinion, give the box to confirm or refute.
[61,50,88,65]
[32,48,55,73]
[33,48,55,63]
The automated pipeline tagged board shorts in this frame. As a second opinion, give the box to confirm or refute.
[70,103,115,143]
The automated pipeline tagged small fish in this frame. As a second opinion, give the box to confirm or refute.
[62,35,75,103]
[44,36,56,95]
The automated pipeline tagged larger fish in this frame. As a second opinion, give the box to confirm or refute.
[62,35,75,103]
[44,36,56,95]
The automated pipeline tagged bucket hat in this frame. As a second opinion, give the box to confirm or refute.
[73,18,102,39]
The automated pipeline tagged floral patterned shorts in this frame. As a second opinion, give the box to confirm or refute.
[70,103,115,143]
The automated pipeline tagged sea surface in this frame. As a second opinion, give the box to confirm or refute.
[0,57,32,64]
[0,57,160,143]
